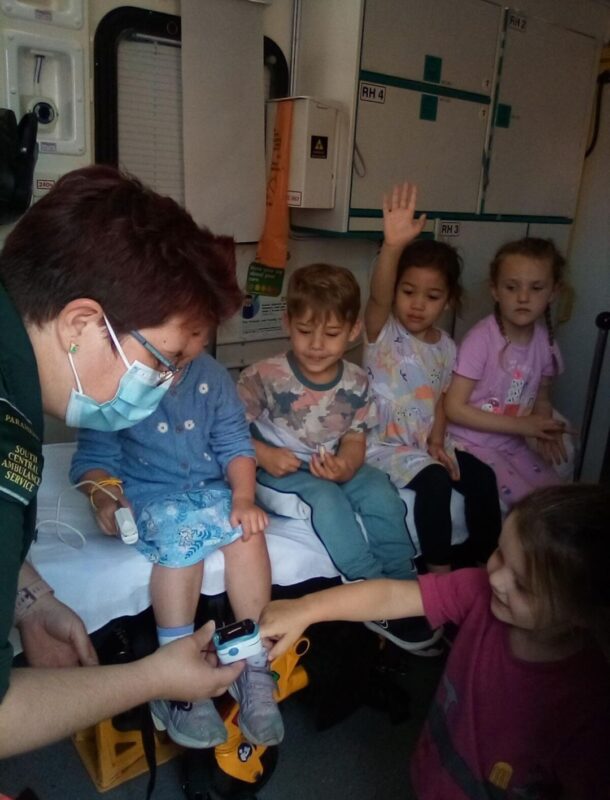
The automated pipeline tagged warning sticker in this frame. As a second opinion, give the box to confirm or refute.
[310,136,328,159]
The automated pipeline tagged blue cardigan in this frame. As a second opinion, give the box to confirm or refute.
[70,353,254,516]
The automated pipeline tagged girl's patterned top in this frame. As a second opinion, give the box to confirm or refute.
[364,315,457,485]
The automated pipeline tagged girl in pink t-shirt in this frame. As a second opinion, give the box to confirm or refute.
[260,483,610,799]
[445,238,570,506]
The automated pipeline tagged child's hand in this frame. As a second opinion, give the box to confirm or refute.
[519,414,566,441]
[230,499,268,541]
[92,489,130,537]
[259,446,301,478]
[427,443,460,481]
[259,598,311,660]
[531,432,568,465]
[309,450,354,483]
[382,182,427,249]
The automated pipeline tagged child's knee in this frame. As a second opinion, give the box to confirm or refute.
[310,481,343,512]
[477,461,500,493]
[420,464,453,499]
[365,467,395,493]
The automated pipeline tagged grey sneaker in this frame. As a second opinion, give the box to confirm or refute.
[150,698,227,749]
[228,663,284,746]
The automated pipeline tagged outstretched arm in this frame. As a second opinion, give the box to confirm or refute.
[365,182,427,343]
[260,578,424,659]
[0,621,243,758]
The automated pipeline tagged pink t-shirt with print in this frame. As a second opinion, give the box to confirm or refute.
[411,569,610,799]
[448,315,563,451]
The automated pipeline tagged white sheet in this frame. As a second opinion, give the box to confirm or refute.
[26,443,468,641]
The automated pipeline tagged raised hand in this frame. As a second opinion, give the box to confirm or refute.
[382,182,427,249]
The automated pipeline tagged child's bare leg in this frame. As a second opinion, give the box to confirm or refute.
[150,562,204,628]
[148,560,227,747]
[223,534,271,622]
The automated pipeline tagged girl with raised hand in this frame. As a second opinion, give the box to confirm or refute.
[364,182,501,573]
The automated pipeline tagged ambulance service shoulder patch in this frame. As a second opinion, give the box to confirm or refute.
[0,397,43,506]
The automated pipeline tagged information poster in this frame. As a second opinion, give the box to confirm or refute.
[217,292,287,345]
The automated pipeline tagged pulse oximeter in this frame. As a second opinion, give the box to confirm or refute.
[213,619,264,664]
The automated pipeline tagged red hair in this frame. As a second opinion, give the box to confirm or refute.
[0,165,242,333]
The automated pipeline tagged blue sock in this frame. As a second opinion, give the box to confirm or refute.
[157,622,194,647]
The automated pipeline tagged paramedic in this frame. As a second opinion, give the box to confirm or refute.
[0,165,245,758]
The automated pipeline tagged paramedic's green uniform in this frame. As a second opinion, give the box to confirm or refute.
[0,282,44,701]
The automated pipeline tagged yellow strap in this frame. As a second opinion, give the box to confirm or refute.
[90,478,124,510]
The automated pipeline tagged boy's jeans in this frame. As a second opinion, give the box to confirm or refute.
[257,463,416,581]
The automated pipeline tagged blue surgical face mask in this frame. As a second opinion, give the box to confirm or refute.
[65,316,173,431]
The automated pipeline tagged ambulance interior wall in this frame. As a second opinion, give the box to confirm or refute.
[0,0,609,482]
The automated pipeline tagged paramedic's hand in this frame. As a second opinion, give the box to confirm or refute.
[427,442,460,481]
[309,451,355,483]
[230,499,268,541]
[383,182,427,249]
[260,445,301,478]
[518,414,566,441]
[18,593,99,668]
[260,599,310,660]
[151,621,244,701]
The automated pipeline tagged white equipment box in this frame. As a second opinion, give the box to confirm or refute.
[266,97,339,209]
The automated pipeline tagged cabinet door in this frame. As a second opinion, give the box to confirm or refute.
[350,83,489,219]
[436,220,527,341]
[351,0,503,226]
[483,12,599,219]
[361,0,501,95]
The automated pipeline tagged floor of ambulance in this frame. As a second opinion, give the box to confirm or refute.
[3,650,444,800]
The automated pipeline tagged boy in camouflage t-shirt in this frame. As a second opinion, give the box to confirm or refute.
[237,264,441,653]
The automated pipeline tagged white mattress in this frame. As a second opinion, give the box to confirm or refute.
[28,443,468,639]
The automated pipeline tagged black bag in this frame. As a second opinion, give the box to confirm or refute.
[0,109,38,224]
[299,620,412,729]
